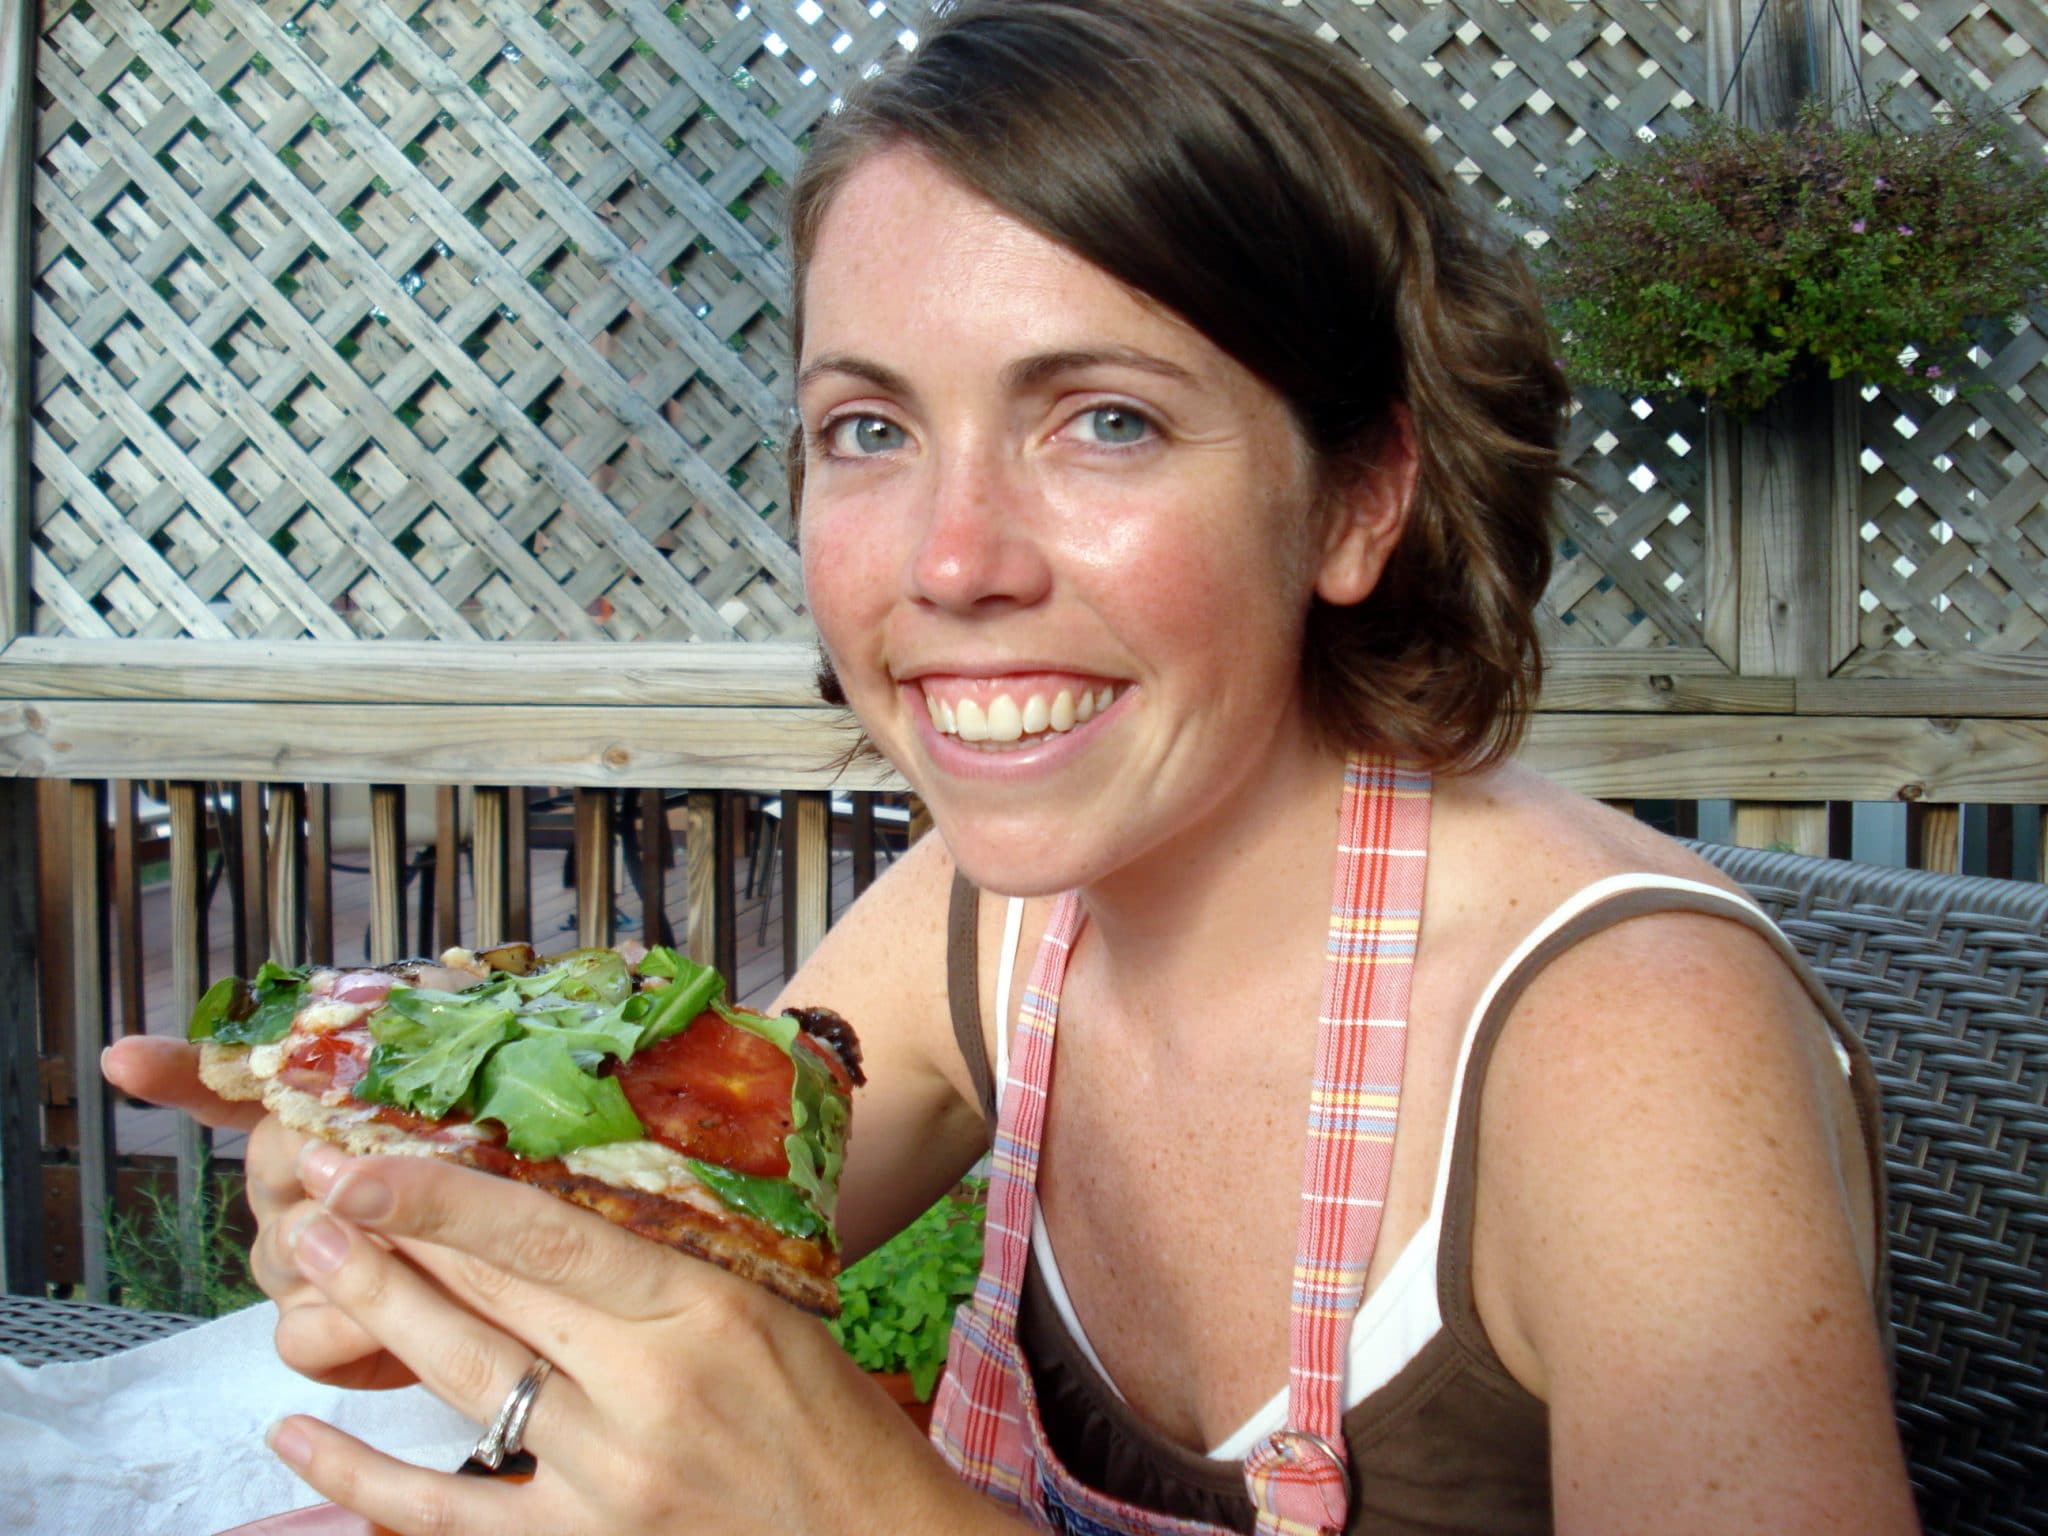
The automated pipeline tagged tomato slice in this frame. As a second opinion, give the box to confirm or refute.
[277,1027,371,1095]
[613,1014,796,1178]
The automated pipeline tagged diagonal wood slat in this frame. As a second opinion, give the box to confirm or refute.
[19,0,2044,680]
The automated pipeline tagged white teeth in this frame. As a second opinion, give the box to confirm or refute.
[986,694,1023,742]
[924,683,1122,742]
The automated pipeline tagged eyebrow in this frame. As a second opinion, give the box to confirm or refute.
[795,345,1197,398]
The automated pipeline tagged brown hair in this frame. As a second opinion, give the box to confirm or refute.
[789,0,1567,772]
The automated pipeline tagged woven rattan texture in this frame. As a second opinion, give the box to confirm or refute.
[1698,842,2048,1536]
[24,0,2048,658]
[0,1294,200,1365]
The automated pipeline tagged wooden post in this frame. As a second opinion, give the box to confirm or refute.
[472,787,509,948]
[1707,0,1861,688]
[686,790,737,979]
[1732,801,1829,857]
[574,789,614,948]
[851,795,877,903]
[0,780,46,1296]
[508,790,532,944]
[32,780,69,1150]
[369,785,406,960]
[782,792,830,974]
[306,784,333,965]
[434,786,460,953]
[268,784,306,967]
[112,782,143,1037]
[1905,802,1961,874]
[67,782,112,1301]
[167,784,212,1278]
[238,781,269,967]
[639,787,672,948]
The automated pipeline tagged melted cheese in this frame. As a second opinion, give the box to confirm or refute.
[561,1140,726,1213]
[296,1000,370,1035]
[248,1042,288,1080]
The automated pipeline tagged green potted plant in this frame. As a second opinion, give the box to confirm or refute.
[1538,103,2048,414]
[829,1175,987,1428]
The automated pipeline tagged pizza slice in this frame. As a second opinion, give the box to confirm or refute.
[189,944,861,1316]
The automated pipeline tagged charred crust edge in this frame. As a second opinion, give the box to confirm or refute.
[784,1006,865,1087]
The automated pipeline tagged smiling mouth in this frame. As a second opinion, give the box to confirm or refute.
[918,679,1129,747]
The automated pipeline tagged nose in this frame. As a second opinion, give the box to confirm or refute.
[906,446,1053,614]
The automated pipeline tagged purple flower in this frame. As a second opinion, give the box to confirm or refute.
[1925,365,1942,379]
[1874,176,1887,189]
[1898,224,1913,236]
[1852,219,1866,233]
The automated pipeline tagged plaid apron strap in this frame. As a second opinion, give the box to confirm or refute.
[1244,755,1432,1535]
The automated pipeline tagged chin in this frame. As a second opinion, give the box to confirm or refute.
[930,815,1104,901]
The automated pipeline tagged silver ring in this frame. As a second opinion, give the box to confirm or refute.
[470,1355,554,1470]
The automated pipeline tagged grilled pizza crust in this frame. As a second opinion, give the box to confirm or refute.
[203,1044,840,1316]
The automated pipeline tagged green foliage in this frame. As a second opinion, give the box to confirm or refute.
[828,1178,986,1401]
[1540,104,2048,414]
[104,1156,264,1318]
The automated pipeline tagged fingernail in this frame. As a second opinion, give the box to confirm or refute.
[268,1418,313,1469]
[326,1173,392,1223]
[290,1213,349,1275]
[296,1141,346,1193]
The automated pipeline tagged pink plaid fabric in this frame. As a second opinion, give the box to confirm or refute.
[930,755,1432,1536]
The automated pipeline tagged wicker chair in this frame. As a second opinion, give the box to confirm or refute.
[1693,842,2048,1536]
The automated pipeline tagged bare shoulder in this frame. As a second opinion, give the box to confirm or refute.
[773,831,993,1256]
[1438,770,1914,1530]
[1431,761,1744,919]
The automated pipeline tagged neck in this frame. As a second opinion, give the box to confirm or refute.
[1075,736,1355,1033]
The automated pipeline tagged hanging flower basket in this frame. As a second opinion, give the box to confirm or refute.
[1538,104,2048,415]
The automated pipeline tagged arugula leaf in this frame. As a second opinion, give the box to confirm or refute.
[517,1004,645,1072]
[354,990,518,1120]
[186,976,244,1041]
[512,948,633,1006]
[187,964,310,1045]
[783,1044,849,1240]
[685,1160,826,1242]
[710,1002,848,1242]
[631,959,723,1050]
[472,1035,644,1159]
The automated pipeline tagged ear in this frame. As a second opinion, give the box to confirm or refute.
[1313,403,1418,607]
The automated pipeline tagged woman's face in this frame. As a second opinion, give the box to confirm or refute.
[797,151,1385,896]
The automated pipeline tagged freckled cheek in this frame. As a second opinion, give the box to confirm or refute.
[801,517,895,674]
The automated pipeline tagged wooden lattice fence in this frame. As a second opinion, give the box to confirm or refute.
[1,0,2045,793]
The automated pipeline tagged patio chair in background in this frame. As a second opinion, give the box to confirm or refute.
[1694,842,2048,1536]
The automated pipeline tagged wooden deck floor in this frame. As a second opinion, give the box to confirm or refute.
[115,834,888,1162]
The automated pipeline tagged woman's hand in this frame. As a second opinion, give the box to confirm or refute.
[267,1152,1022,1536]
[99,1038,417,1391]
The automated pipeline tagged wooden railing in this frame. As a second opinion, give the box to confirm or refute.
[3,641,2045,1298]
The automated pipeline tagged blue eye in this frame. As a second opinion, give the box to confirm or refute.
[825,415,906,456]
[1074,406,1152,446]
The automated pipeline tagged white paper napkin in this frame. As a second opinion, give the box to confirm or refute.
[0,1302,476,1535]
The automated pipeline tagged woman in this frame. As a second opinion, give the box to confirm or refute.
[107,2,1920,1531]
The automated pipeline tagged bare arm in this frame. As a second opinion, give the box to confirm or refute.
[769,827,992,1260]
[1475,913,1918,1534]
